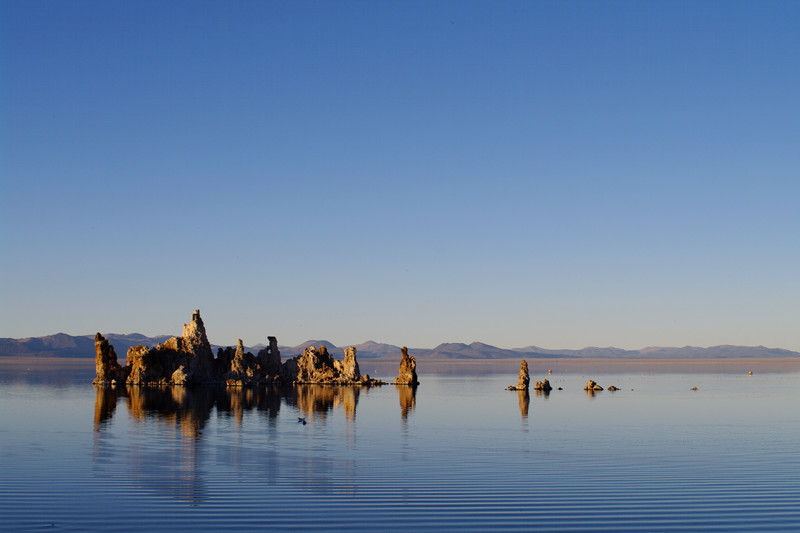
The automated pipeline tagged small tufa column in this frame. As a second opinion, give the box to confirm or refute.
[394,347,419,385]
[93,333,123,385]
[507,359,530,390]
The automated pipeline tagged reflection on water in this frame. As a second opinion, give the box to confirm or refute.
[91,384,384,505]
[95,384,415,433]
[516,389,529,418]
[534,388,550,399]
[397,385,416,419]
[95,386,253,436]
[97,385,381,434]
[289,385,360,422]
[4,368,800,532]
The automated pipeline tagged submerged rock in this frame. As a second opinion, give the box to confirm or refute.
[507,360,530,390]
[394,347,419,385]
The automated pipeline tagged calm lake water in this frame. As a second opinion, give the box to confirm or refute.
[1,359,799,532]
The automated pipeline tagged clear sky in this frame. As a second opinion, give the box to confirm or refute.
[1,1,798,350]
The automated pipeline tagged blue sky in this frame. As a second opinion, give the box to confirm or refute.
[2,1,798,350]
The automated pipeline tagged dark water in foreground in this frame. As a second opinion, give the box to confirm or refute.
[1,360,799,532]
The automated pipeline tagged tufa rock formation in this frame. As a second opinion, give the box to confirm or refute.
[93,333,128,385]
[507,359,530,390]
[126,310,216,385]
[534,379,552,391]
[94,310,388,387]
[335,346,361,382]
[394,347,419,385]
[284,345,379,385]
[584,379,604,391]
[258,336,281,376]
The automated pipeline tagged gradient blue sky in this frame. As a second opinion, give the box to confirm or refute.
[2,1,798,350]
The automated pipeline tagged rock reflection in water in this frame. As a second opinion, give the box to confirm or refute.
[217,387,282,427]
[516,389,529,418]
[91,384,371,504]
[397,385,417,419]
[93,385,283,436]
[285,385,360,422]
[534,389,550,399]
[125,386,217,438]
[94,385,123,429]
[92,385,287,505]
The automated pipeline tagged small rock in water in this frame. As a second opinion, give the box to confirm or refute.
[690,387,698,391]
[507,360,530,391]
[584,379,603,391]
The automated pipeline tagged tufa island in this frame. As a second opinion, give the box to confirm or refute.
[506,359,552,392]
[94,310,419,388]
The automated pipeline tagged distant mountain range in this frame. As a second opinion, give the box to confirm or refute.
[1,333,798,360]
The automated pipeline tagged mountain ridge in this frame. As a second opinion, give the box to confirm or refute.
[1,334,798,360]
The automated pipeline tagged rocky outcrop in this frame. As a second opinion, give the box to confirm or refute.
[225,339,262,387]
[534,379,552,391]
[180,309,215,380]
[584,380,604,391]
[126,310,215,385]
[334,346,361,382]
[94,310,395,388]
[93,333,128,385]
[394,347,418,385]
[257,336,281,376]
[285,345,380,385]
[507,359,530,390]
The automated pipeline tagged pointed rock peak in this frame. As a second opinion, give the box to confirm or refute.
[179,310,214,376]
[183,309,208,342]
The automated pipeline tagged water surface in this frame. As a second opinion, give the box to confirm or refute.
[1,360,799,531]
